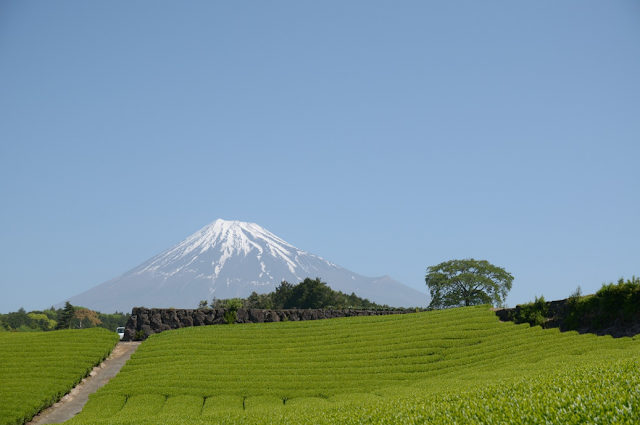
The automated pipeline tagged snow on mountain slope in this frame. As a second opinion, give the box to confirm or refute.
[62,219,431,312]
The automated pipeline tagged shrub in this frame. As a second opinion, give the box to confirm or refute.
[224,311,237,325]
[514,296,548,328]
[595,276,640,321]
[567,286,582,309]
[134,330,146,341]
[565,276,639,330]
[221,298,243,324]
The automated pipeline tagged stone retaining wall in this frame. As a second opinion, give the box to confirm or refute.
[494,299,640,338]
[123,307,415,341]
[494,299,569,329]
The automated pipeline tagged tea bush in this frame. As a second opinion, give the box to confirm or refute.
[514,295,548,327]
[0,328,118,425]
[65,306,640,424]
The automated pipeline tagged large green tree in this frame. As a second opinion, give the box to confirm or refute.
[425,259,513,309]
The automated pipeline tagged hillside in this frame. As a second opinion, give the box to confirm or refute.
[66,305,640,424]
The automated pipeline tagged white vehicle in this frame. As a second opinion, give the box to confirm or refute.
[116,327,125,340]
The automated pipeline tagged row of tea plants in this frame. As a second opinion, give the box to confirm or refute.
[65,306,640,424]
[0,328,119,425]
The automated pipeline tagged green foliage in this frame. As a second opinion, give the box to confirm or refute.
[224,310,237,324]
[17,324,42,332]
[95,311,130,331]
[245,292,274,310]
[273,280,294,309]
[214,278,392,311]
[565,276,640,330]
[73,308,102,329]
[226,298,243,311]
[211,298,243,324]
[2,307,30,330]
[26,312,57,331]
[42,306,59,322]
[514,296,548,328]
[0,305,129,333]
[285,277,334,309]
[56,301,76,330]
[211,297,243,311]
[134,330,146,341]
[425,259,513,309]
[0,328,118,425]
[65,306,640,424]
[595,276,640,320]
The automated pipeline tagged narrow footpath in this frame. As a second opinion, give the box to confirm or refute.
[28,341,141,424]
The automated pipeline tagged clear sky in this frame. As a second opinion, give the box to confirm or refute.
[1,1,638,314]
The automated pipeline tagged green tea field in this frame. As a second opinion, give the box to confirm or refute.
[66,306,640,424]
[0,328,119,425]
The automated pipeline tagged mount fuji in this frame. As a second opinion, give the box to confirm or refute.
[62,219,431,313]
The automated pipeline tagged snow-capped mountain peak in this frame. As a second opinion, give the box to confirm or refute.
[62,219,430,312]
[136,219,308,284]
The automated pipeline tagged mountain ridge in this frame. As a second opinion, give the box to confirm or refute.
[61,219,431,312]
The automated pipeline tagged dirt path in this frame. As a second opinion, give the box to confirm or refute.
[28,341,141,424]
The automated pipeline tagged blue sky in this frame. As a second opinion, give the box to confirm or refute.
[1,1,638,313]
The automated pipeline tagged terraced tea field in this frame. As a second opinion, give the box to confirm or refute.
[0,328,119,425]
[67,306,640,424]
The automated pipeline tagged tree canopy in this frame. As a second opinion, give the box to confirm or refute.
[1,303,129,332]
[210,277,388,310]
[73,308,102,329]
[425,258,513,309]
[56,302,76,330]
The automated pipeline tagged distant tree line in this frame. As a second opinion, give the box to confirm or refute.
[200,277,425,311]
[0,302,129,332]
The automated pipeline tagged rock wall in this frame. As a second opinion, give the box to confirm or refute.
[494,299,640,338]
[123,307,415,341]
[494,300,569,329]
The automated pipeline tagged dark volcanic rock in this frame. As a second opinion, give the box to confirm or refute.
[249,309,265,323]
[494,298,640,338]
[123,307,416,340]
[235,309,248,323]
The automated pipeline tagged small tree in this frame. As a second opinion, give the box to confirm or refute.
[0,320,11,332]
[73,308,102,329]
[273,280,294,309]
[244,292,274,309]
[222,298,243,324]
[56,302,75,330]
[198,300,209,309]
[514,296,548,327]
[425,259,513,309]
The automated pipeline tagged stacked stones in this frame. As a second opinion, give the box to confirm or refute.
[123,307,414,341]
